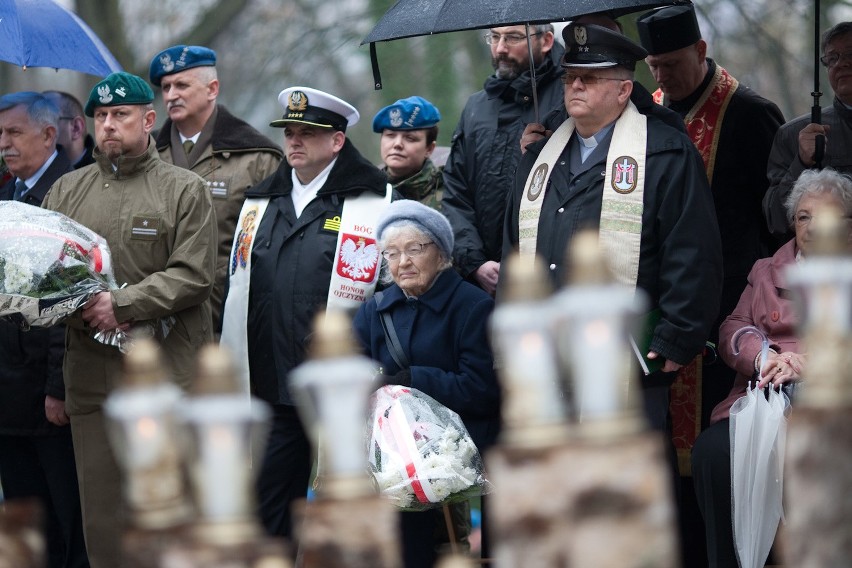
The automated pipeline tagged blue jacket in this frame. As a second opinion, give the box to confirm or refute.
[353,269,501,450]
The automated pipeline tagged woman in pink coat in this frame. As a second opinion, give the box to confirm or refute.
[691,168,852,568]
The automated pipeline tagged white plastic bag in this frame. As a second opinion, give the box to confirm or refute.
[729,383,790,568]
[367,385,491,511]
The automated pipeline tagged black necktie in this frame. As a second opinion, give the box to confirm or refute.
[13,179,27,201]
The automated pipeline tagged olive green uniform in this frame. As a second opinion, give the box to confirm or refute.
[43,138,216,567]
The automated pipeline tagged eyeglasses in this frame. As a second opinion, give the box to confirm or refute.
[57,116,76,121]
[820,50,852,68]
[484,32,541,46]
[381,242,434,262]
[561,73,627,86]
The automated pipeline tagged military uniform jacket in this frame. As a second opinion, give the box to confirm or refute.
[386,157,443,210]
[156,105,283,328]
[0,148,71,435]
[504,115,723,366]
[240,139,388,406]
[442,44,566,279]
[764,97,852,240]
[43,139,217,414]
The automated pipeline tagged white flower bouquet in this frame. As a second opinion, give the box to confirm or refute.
[367,385,491,511]
[0,201,116,328]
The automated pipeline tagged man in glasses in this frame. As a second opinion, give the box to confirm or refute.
[442,23,564,296]
[764,21,852,240]
[504,22,722,478]
[43,90,95,169]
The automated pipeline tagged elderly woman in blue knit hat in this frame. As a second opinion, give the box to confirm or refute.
[353,199,500,568]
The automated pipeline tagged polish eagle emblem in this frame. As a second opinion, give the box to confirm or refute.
[288,91,309,112]
[337,234,379,282]
[97,85,113,104]
[159,54,175,73]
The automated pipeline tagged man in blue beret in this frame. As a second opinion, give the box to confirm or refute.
[149,45,283,333]
[373,95,444,210]
[44,71,217,568]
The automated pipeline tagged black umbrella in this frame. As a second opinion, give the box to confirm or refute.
[363,0,684,43]
[362,0,687,120]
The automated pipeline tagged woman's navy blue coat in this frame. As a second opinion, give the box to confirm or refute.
[353,269,501,451]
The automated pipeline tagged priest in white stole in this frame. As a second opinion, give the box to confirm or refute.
[503,23,722,471]
[220,87,392,544]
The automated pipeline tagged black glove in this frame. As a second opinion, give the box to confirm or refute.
[382,369,411,387]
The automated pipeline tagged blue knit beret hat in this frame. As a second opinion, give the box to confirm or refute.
[376,200,454,260]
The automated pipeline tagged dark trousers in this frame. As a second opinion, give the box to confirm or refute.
[641,377,680,489]
[256,404,312,542]
[0,429,89,568]
[692,419,738,568]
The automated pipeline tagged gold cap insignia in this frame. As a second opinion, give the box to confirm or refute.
[288,91,309,112]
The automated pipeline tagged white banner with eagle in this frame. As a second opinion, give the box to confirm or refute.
[326,183,393,312]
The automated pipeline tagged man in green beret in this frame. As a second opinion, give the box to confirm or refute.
[44,71,217,568]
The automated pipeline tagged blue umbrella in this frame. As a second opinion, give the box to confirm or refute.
[0,0,122,77]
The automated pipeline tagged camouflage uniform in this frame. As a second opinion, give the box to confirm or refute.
[385,158,443,211]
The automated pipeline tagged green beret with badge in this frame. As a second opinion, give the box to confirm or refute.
[84,71,154,117]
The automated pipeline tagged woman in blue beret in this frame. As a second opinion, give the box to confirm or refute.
[374,96,445,211]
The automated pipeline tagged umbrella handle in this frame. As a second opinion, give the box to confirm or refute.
[812,0,824,168]
[731,325,770,374]
[525,23,540,123]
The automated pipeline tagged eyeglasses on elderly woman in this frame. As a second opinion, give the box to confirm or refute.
[381,242,434,262]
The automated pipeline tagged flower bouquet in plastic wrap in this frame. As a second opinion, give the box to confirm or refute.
[367,385,491,511]
[0,201,116,328]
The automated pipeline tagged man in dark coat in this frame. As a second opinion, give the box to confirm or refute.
[764,21,852,242]
[220,87,390,544]
[503,23,722,458]
[442,24,565,296]
[149,45,283,331]
[0,91,89,568]
[43,90,95,169]
[637,6,784,435]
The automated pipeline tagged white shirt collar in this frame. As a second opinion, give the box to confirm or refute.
[291,157,338,217]
[179,132,201,144]
[22,149,59,188]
